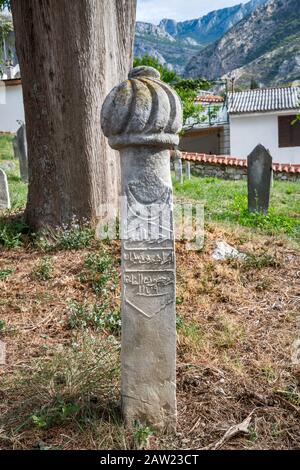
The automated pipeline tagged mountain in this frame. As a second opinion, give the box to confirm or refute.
[135,22,176,43]
[135,22,201,72]
[159,0,266,45]
[184,0,300,86]
[229,32,300,87]
[134,0,267,73]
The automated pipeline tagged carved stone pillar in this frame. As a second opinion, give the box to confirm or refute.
[101,66,182,430]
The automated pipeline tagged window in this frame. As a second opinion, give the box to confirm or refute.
[278,115,300,148]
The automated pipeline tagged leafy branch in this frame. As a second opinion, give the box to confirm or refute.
[292,95,300,125]
[133,55,211,128]
[0,1,11,11]
[0,9,13,71]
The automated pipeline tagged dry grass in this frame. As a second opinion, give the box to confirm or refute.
[0,223,299,450]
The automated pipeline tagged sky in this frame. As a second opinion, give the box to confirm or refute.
[136,0,250,24]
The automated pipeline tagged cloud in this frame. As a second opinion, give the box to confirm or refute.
[136,0,250,24]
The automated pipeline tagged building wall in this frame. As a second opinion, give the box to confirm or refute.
[219,124,231,155]
[180,128,221,155]
[230,112,300,164]
[0,83,25,133]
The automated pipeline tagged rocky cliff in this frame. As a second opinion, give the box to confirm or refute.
[134,0,267,73]
[159,0,266,45]
[184,0,300,86]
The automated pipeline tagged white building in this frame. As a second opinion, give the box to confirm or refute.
[180,85,300,165]
[0,78,25,133]
[180,93,230,156]
[228,86,300,164]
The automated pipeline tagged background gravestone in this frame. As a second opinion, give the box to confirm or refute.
[101,66,182,431]
[174,149,183,184]
[13,123,28,183]
[247,144,272,214]
[185,160,191,180]
[0,169,11,210]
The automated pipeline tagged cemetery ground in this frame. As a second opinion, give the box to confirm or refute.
[0,134,300,450]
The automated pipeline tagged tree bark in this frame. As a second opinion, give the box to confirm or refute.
[11,0,136,230]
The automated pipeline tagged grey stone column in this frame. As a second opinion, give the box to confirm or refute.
[174,151,183,184]
[0,169,11,210]
[13,123,28,183]
[185,161,191,180]
[101,66,182,431]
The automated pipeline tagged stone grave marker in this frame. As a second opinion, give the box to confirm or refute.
[247,144,272,214]
[13,123,28,183]
[185,160,191,180]
[0,169,11,210]
[12,136,18,159]
[0,340,6,365]
[101,66,182,431]
[174,148,183,184]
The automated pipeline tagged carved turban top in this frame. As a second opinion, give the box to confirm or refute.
[101,66,183,149]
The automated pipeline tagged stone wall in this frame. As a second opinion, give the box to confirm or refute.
[171,158,300,182]
[190,161,247,180]
[273,171,300,182]
[190,162,300,182]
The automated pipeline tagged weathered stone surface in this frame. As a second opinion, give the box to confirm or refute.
[0,169,11,210]
[101,66,182,431]
[13,124,28,183]
[12,136,18,160]
[212,240,246,261]
[247,144,272,213]
[0,339,6,365]
[0,161,16,172]
[185,160,191,180]
[174,152,183,184]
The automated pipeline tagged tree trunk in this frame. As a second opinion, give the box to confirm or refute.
[11,0,136,230]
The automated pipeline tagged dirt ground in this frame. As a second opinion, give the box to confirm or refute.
[0,222,299,450]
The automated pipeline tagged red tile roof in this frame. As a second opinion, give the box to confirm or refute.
[180,152,300,174]
[195,94,224,104]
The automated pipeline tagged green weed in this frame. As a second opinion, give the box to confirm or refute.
[133,422,153,449]
[0,215,28,248]
[32,257,53,281]
[80,252,118,295]
[68,301,121,335]
[0,267,15,281]
[35,224,94,252]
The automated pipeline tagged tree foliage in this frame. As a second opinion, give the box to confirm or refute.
[0,1,10,11]
[250,78,260,89]
[133,55,211,126]
[0,3,13,71]
[134,55,178,84]
[292,114,300,124]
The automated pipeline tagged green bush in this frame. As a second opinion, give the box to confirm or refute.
[0,216,28,248]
